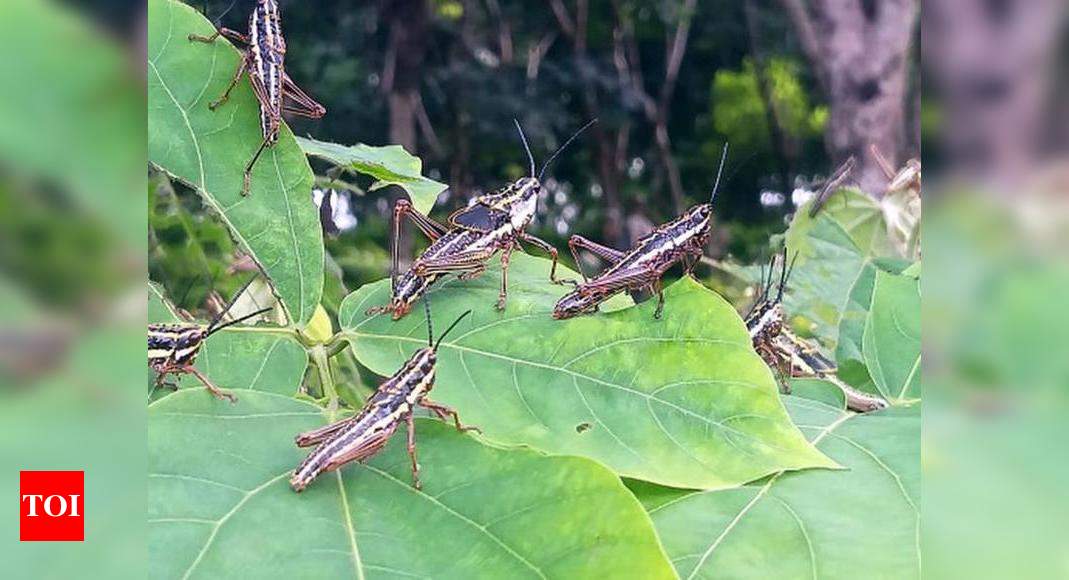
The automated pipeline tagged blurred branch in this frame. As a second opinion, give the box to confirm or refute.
[526,32,557,85]
[549,0,575,39]
[776,0,826,91]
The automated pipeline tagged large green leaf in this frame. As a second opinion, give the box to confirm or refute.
[862,271,921,403]
[298,137,448,215]
[149,390,676,579]
[340,253,835,490]
[147,0,323,326]
[634,397,920,579]
[148,329,308,403]
[148,284,308,403]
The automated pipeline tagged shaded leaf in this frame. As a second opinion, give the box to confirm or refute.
[634,398,920,579]
[149,390,676,579]
[862,271,921,403]
[298,137,447,215]
[147,0,323,326]
[340,253,835,490]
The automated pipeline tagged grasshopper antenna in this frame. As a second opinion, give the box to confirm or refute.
[777,250,799,303]
[207,307,273,337]
[513,119,536,178]
[538,119,597,181]
[213,0,239,26]
[434,310,473,351]
[207,274,260,333]
[423,298,434,347]
[709,142,729,206]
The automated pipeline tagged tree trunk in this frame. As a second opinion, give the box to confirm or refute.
[779,0,919,196]
[383,0,429,267]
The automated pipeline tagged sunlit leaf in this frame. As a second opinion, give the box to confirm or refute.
[633,397,920,579]
[147,0,323,326]
[298,137,447,215]
[340,254,835,490]
[149,390,676,579]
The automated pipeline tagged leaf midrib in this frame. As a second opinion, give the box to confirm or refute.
[346,331,791,457]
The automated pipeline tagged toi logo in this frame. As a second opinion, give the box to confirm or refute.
[19,471,84,542]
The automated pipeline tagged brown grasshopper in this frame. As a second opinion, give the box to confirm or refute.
[291,302,479,492]
[552,144,729,320]
[188,0,326,196]
[745,250,888,412]
[149,276,272,403]
[366,120,594,319]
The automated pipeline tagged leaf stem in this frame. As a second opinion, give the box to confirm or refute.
[309,345,339,418]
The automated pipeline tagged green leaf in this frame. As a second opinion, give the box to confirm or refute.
[862,271,921,403]
[149,281,180,323]
[149,390,676,579]
[635,398,920,579]
[148,330,308,403]
[298,137,448,215]
[340,253,835,490]
[782,209,908,393]
[147,0,323,326]
[793,188,896,258]
[788,378,847,410]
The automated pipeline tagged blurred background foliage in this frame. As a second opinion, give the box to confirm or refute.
[148,0,921,316]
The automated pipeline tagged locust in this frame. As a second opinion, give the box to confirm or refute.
[745,250,888,412]
[366,120,594,320]
[291,302,478,492]
[552,144,729,320]
[188,0,326,196]
[148,277,272,403]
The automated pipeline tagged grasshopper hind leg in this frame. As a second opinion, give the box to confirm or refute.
[186,365,238,403]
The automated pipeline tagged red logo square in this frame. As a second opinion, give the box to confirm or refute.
[19,471,84,541]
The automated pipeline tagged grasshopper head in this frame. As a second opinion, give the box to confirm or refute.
[553,288,598,319]
[384,271,434,320]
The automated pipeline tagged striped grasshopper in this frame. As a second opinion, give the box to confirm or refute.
[188,0,326,196]
[745,250,888,412]
[366,120,594,319]
[552,145,729,320]
[291,302,478,492]
[148,276,272,403]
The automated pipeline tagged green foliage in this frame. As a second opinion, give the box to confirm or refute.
[148,0,322,326]
[150,390,676,579]
[783,187,919,400]
[633,395,920,579]
[298,137,447,215]
[341,254,835,490]
[863,271,921,403]
[146,2,922,577]
[711,58,826,155]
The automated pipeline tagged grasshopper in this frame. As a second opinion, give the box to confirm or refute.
[149,276,272,403]
[188,0,326,196]
[291,302,479,492]
[366,120,594,319]
[745,250,888,412]
[552,144,729,320]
